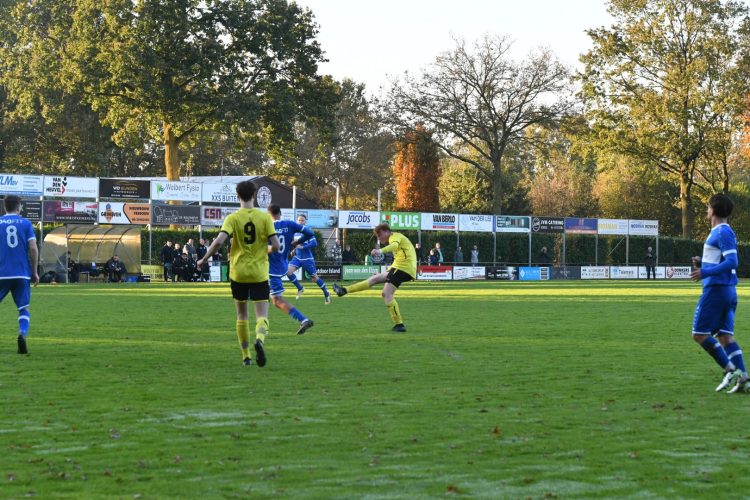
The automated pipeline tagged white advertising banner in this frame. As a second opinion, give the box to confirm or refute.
[629,219,659,236]
[665,266,692,279]
[98,202,151,224]
[638,266,666,279]
[281,208,295,221]
[581,266,610,279]
[597,218,629,235]
[421,212,458,231]
[458,214,494,232]
[417,266,453,280]
[43,176,98,198]
[201,182,239,204]
[453,266,486,280]
[338,210,379,229]
[201,206,239,226]
[0,174,43,196]
[610,266,639,279]
[151,180,202,202]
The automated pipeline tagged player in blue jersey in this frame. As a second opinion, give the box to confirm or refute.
[268,205,316,335]
[287,213,331,304]
[690,193,748,393]
[1,195,40,354]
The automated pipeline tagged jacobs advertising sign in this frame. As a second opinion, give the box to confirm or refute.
[339,210,379,229]
[99,178,151,199]
[0,174,43,196]
[531,216,565,233]
[380,211,421,230]
[43,176,98,198]
[421,213,458,231]
[151,181,201,202]
[98,202,151,224]
[496,216,531,233]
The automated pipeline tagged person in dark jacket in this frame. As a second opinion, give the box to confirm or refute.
[105,255,126,282]
[160,241,173,282]
[197,238,209,281]
[644,246,656,279]
[538,246,551,266]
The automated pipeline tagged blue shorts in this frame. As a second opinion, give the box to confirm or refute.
[269,275,285,297]
[0,278,31,311]
[693,286,737,336]
[289,257,317,277]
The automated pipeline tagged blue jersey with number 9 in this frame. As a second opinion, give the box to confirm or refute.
[0,214,36,280]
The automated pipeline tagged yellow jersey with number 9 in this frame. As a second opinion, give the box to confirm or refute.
[220,208,276,283]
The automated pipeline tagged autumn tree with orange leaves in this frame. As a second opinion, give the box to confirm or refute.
[393,125,440,212]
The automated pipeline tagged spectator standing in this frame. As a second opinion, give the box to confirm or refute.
[434,242,444,264]
[161,241,173,282]
[67,251,79,283]
[342,245,356,265]
[454,246,464,264]
[428,249,439,266]
[185,238,197,262]
[197,238,209,281]
[330,239,343,265]
[172,243,183,282]
[470,245,479,266]
[415,242,423,264]
[645,246,656,279]
[538,246,551,266]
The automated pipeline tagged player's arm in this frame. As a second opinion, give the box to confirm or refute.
[701,243,738,277]
[28,238,39,286]
[290,225,314,250]
[378,239,400,255]
[197,232,228,267]
[269,234,280,253]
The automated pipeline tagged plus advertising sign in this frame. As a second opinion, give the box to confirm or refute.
[380,212,420,230]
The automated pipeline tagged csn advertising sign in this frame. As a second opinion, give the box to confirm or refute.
[43,176,98,198]
[338,210,379,229]
[201,206,238,226]
[0,174,43,196]
[380,211,421,230]
[151,181,201,202]
[496,216,531,233]
[458,214,494,232]
[421,213,458,231]
[98,202,151,224]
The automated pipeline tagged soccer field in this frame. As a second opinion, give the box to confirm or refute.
[2,280,750,498]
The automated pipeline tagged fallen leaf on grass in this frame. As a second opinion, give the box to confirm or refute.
[491,426,502,437]
[447,484,460,494]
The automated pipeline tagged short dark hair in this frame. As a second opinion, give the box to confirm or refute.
[297,213,307,221]
[4,195,21,213]
[709,193,734,218]
[236,180,258,203]
[268,204,281,216]
[374,223,391,234]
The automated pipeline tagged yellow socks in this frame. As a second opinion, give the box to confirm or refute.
[255,317,269,343]
[236,320,250,359]
[387,299,403,325]
[347,280,371,293]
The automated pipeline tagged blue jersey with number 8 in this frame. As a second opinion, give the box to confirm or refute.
[0,214,36,280]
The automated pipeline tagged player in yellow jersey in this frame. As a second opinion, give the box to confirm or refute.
[197,180,279,367]
[333,223,417,332]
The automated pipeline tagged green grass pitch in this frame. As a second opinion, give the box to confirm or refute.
[2,280,750,498]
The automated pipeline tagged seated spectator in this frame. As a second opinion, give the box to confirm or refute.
[105,255,127,282]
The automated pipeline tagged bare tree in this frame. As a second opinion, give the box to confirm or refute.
[383,35,572,213]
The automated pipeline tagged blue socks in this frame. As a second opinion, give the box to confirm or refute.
[18,308,30,337]
[724,341,746,374]
[700,336,734,370]
[316,278,329,297]
[288,273,303,291]
[288,307,307,323]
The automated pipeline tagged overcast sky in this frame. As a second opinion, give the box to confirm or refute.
[296,0,615,94]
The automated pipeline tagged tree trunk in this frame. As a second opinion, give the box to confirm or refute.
[164,122,180,181]
[491,162,503,215]
[680,170,693,239]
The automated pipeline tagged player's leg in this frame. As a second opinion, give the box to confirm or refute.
[718,290,748,393]
[383,270,412,332]
[10,279,31,354]
[287,259,304,297]
[693,288,739,390]
[306,261,330,303]
[231,281,253,365]
[333,271,388,297]
[250,281,271,367]
[270,277,314,334]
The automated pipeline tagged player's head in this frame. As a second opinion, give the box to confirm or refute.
[235,180,258,203]
[3,195,21,214]
[267,204,282,220]
[708,193,733,219]
[296,214,307,226]
[374,223,391,243]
